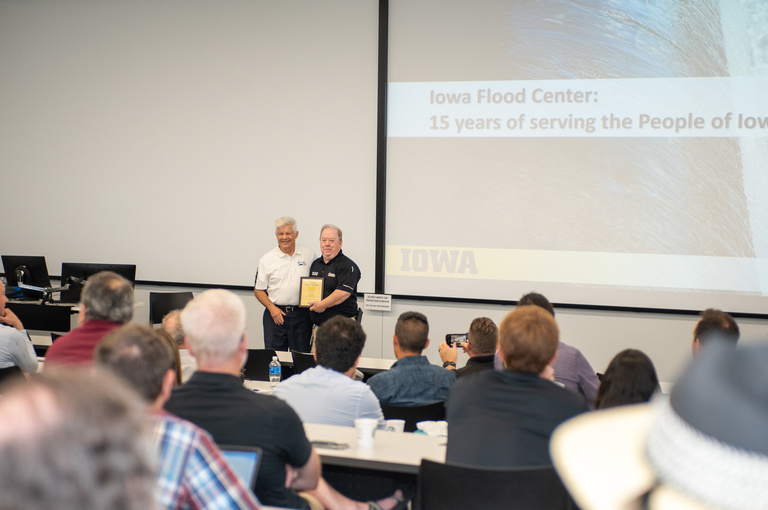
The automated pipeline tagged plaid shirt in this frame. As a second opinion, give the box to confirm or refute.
[152,410,260,510]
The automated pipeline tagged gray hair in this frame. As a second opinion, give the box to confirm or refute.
[180,289,246,365]
[81,271,134,323]
[275,216,297,232]
[320,224,342,241]
[0,369,156,510]
[161,309,185,347]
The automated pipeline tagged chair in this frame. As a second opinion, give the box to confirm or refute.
[291,349,316,375]
[415,459,574,510]
[381,402,446,432]
[34,332,63,357]
[0,365,24,387]
[148,291,194,325]
[243,348,278,381]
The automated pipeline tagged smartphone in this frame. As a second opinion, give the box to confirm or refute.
[311,441,350,450]
[445,333,468,347]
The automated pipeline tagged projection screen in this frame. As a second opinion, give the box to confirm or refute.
[385,0,768,313]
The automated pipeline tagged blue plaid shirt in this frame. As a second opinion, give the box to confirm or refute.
[152,410,261,510]
[367,355,456,406]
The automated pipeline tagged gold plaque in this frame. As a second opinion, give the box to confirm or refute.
[299,277,324,307]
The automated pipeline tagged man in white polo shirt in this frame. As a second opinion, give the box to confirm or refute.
[254,216,316,352]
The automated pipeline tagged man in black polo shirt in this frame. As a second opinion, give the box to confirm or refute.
[308,224,361,325]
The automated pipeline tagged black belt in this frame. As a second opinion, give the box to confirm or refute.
[276,305,299,312]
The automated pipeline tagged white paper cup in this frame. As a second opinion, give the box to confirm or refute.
[354,418,378,449]
[386,419,406,433]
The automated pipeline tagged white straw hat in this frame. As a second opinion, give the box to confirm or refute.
[551,343,768,510]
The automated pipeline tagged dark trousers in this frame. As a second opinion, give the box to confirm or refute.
[263,307,312,352]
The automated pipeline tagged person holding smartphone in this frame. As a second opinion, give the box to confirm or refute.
[438,317,497,378]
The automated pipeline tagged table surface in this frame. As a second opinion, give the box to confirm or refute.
[242,382,446,474]
[274,350,394,371]
[303,422,446,474]
[243,379,274,394]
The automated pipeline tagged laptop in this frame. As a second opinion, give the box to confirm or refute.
[219,445,262,488]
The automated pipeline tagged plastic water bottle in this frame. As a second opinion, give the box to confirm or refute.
[269,356,281,387]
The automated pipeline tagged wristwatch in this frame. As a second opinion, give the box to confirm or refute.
[442,361,456,369]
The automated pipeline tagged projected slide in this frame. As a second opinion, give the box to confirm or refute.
[386,0,768,312]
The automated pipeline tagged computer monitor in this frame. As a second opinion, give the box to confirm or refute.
[59,262,137,303]
[1,255,51,299]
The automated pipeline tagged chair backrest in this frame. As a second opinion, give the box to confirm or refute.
[148,291,194,325]
[218,445,262,489]
[415,459,573,510]
[0,365,24,387]
[381,402,446,432]
[243,348,278,381]
[291,349,316,375]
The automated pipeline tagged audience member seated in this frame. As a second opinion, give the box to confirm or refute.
[691,308,739,356]
[438,317,497,378]
[0,369,156,510]
[156,328,183,385]
[273,315,385,428]
[0,279,38,374]
[45,271,133,368]
[552,343,768,510]
[594,349,660,410]
[494,292,600,407]
[162,309,197,382]
[447,305,588,467]
[367,311,456,406]
[164,289,403,510]
[95,323,260,509]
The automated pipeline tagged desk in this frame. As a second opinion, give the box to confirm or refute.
[6,301,75,332]
[358,357,395,372]
[243,379,274,394]
[274,351,394,381]
[242,381,447,474]
[275,351,394,372]
[304,423,445,475]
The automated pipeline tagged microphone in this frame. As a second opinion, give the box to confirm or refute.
[67,276,86,285]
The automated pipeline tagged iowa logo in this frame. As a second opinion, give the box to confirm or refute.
[399,249,478,274]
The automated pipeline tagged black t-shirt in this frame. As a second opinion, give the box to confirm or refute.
[308,249,360,325]
[164,372,312,509]
[455,355,496,378]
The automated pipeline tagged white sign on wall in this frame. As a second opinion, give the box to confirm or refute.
[364,294,392,312]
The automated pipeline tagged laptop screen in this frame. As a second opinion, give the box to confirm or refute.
[219,445,262,488]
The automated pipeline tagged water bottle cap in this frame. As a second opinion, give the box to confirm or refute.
[272,356,278,361]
